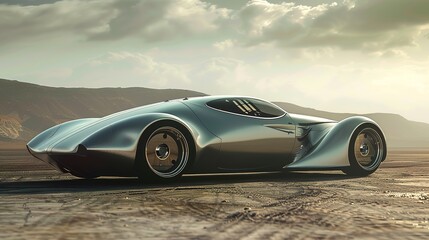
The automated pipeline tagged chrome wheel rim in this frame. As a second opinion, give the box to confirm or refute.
[353,128,384,170]
[145,126,189,178]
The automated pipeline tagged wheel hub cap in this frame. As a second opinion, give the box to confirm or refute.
[155,144,170,160]
[359,143,369,157]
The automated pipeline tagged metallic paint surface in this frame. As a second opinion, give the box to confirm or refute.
[184,99,296,171]
[27,95,387,177]
[286,116,385,169]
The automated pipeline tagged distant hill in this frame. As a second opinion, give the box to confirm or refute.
[1,78,428,148]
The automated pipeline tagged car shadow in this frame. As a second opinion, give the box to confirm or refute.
[0,171,363,195]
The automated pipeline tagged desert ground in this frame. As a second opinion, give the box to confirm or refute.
[0,148,428,239]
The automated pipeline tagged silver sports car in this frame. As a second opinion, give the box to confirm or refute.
[27,96,387,181]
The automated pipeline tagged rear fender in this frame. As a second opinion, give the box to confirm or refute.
[286,116,384,169]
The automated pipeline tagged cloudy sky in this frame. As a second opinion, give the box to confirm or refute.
[1,0,429,123]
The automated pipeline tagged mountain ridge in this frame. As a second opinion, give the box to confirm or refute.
[1,78,428,148]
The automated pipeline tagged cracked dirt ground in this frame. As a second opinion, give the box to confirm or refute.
[0,150,428,239]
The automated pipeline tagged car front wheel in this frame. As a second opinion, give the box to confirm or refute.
[136,121,193,182]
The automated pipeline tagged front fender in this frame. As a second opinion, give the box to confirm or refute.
[27,118,98,154]
[286,116,383,169]
[80,113,187,151]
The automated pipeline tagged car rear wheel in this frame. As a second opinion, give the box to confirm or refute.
[136,121,193,182]
[342,124,386,176]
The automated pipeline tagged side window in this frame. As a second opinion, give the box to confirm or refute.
[206,98,285,118]
[245,98,285,117]
[206,98,246,115]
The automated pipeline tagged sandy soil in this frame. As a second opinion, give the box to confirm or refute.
[0,149,428,239]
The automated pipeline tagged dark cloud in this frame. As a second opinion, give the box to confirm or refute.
[88,0,230,41]
[0,1,115,44]
[0,0,230,45]
[0,0,61,6]
[1,0,428,52]
[236,0,429,51]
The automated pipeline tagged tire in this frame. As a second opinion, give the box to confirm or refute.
[342,123,386,176]
[136,121,194,182]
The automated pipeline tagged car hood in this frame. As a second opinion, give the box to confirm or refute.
[27,100,186,153]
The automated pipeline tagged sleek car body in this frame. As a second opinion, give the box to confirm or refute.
[27,96,387,180]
